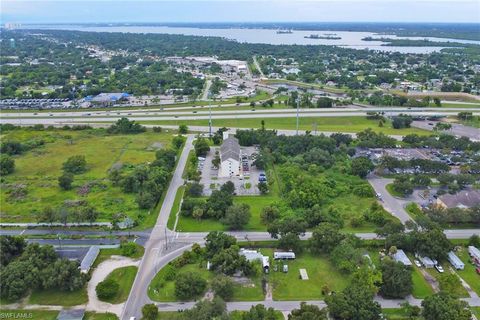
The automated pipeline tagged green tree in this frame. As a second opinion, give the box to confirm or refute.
[310,223,345,254]
[392,176,413,196]
[211,275,234,301]
[174,271,207,300]
[182,297,227,319]
[58,172,74,190]
[242,304,278,320]
[380,258,413,298]
[258,182,269,194]
[222,204,251,230]
[141,303,158,320]
[205,231,237,259]
[0,236,26,267]
[289,302,328,319]
[421,293,471,320]
[0,155,15,175]
[178,124,188,134]
[96,278,119,300]
[62,155,87,174]
[260,205,280,224]
[350,157,374,178]
[326,281,382,320]
[195,137,210,157]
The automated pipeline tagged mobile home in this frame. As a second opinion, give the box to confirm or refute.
[274,251,296,260]
[447,251,465,270]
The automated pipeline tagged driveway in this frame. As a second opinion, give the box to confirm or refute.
[87,255,140,316]
[367,176,413,225]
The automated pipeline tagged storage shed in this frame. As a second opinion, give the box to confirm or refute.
[447,251,465,270]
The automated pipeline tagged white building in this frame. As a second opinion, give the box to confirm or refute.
[219,136,240,178]
[393,249,413,266]
[447,251,465,270]
[239,249,270,273]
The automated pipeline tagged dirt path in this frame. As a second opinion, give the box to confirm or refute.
[87,255,140,316]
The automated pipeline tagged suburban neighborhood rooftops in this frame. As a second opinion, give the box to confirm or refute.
[393,249,412,266]
[438,189,480,209]
[220,136,240,161]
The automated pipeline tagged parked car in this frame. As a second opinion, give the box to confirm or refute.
[414,260,422,268]
[476,267,480,275]
[435,264,444,273]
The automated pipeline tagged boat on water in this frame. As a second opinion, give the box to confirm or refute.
[276,29,293,34]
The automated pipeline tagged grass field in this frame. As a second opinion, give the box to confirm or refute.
[29,286,88,306]
[92,243,145,269]
[84,312,119,320]
[0,310,59,320]
[100,266,138,304]
[455,249,480,296]
[426,265,469,298]
[148,262,263,302]
[382,308,410,320]
[0,128,172,227]
[141,116,429,135]
[262,248,349,300]
[157,310,283,320]
[167,186,185,229]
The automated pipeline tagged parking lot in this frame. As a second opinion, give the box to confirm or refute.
[199,146,263,196]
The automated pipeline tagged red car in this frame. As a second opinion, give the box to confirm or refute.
[476,267,480,275]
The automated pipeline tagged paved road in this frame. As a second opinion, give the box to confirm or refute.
[252,55,266,79]
[367,176,413,224]
[411,120,480,141]
[201,79,212,101]
[121,135,194,320]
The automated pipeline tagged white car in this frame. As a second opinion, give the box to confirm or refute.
[435,264,444,273]
[414,259,422,268]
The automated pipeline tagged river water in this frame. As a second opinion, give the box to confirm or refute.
[21,24,480,54]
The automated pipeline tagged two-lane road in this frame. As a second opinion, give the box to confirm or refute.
[121,135,194,320]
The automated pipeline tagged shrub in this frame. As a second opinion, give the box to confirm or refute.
[96,278,119,300]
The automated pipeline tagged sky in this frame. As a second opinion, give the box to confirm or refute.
[1,0,479,24]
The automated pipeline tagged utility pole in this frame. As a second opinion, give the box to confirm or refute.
[296,94,300,135]
[209,102,212,138]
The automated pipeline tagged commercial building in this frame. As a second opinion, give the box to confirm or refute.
[447,251,465,270]
[436,189,480,209]
[219,136,241,178]
[86,92,130,106]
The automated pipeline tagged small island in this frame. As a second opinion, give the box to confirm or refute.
[304,34,341,40]
[276,29,293,34]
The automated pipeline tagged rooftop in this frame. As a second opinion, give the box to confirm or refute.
[220,136,240,161]
[439,189,480,209]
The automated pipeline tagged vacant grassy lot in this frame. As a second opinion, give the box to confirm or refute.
[157,311,283,320]
[100,266,138,304]
[175,194,280,232]
[84,312,119,320]
[0,128,172,227]
[0,310,59,320]
[29,286,88,306]
[263,248,349,300]
[426,264,469,298]
[142,116,429,135]
[148,262,263,302]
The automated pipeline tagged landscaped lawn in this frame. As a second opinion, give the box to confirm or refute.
[100,266,138,304]
[382,308,410,320]
[0,128,173,228]
[148,262,263,302]
[385,183,405,198]
[455,248,480,296]
[411,265,435,298]
[92,243,145,269]
[29,286,88,306]
[263,249,349,300]
[0,310,59,320]
[141,116,429,135]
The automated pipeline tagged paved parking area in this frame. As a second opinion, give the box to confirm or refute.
[200,146,262,196]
